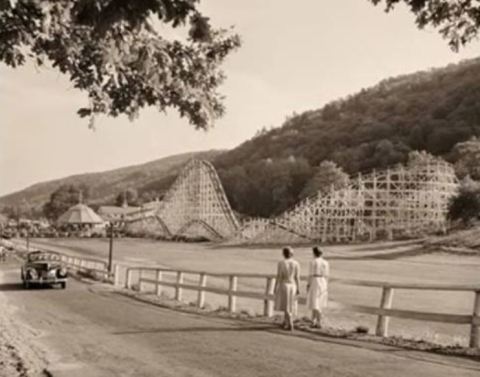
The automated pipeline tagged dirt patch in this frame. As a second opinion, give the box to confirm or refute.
[424,227,480,254]
[0,259,50,377]
[0,295,50,377]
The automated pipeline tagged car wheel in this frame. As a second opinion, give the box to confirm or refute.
[24,281,29,289]
[60,282,66,289]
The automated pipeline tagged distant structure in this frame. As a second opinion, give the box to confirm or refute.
[57,203,105,229]
[98,203,141,224]
[232,160,458,244]
[126,160,239,240]
[125,158,458,244]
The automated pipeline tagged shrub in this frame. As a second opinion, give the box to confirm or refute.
[448,177,480,225]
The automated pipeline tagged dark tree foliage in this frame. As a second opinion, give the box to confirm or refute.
[300,160,348,199]
[114,187,139,206]
[448,179,480,225]
[370,0,480,50]
[43,184,89,220]
[450,137,480,180]
[216,158,312,218]
[0,0,240,128]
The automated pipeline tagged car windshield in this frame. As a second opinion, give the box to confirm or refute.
[27,252,60,262]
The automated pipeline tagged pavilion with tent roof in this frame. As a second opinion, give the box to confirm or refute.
[57,202,105,235]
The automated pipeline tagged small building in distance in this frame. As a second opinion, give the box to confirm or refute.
[57,203,105,235]
[123,199,161,221]
[98,202,141,225]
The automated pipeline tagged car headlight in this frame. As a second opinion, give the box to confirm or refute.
[57,267,67,278]
[27,268,38,279]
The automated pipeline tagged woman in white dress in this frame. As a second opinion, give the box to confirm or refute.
[274,247,300,331]
[306,246,329,328]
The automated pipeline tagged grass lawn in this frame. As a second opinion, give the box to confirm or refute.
[30,237,480,346]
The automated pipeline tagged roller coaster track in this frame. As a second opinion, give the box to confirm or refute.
[127,158,458,244]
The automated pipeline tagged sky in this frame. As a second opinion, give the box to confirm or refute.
[1,0,480,197]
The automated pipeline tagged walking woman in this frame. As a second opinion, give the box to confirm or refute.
[274,247,301,331]
[306,246,329,328]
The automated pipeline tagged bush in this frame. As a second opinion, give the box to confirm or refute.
[448,178,480,225]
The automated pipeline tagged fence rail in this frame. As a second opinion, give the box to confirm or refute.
[13,242,108,276]
[122,265,480,348]
[59,254,108,275]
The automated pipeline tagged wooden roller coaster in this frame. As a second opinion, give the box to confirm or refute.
[126,158,458,244]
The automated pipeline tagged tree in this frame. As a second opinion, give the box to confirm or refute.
[43,184,89,220]
[218,158,312,218]
[300,160,349,199]
[370,0,480,51]
[115,188,139,206]
[450,137,480,180]
[448,176,480,225]
[406,150,442,168]
[0,0,240,129]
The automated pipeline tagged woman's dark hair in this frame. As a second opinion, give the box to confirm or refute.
[282,247,293,258]
[312,246,323,257]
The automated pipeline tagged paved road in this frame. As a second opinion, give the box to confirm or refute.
[0,260,479,377]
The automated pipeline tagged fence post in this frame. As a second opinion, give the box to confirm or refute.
[197,273,207,308]
[175,271,184,301]
[376,287,394,337]
[263,277,275,317]
[155,270,163,296]
[469,290,480,348]
[138,269,144,292]
[113,264,121,286]
[126,268,133,289]
[228,275,238,313]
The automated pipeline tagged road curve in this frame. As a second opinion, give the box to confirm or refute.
[0,260,478,377]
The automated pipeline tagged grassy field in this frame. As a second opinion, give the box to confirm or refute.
[30,237,480,346]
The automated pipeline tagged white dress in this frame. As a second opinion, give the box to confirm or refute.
[274,258,300,315]
[306,257,329,311]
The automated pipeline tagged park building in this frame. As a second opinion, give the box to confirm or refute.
[57,203,106,236]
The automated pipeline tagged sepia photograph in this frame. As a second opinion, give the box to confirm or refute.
[1,1,480,376]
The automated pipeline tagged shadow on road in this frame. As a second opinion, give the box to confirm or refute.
[0,283,61,291]
[0,283,25,291]
[113,324,276,335]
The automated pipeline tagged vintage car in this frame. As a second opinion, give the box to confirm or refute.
[21,250,68,289]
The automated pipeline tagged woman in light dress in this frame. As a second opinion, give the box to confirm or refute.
[274,247,301,331]
[306,246,329,328]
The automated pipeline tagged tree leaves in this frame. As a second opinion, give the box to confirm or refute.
[370,0,480,51]
[0,0,241,129]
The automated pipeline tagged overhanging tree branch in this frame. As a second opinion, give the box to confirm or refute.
[0,0,241,129]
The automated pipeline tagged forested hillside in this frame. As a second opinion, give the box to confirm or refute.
[3,58,480,220]
[213,58,480,217]
[0,151,222,210]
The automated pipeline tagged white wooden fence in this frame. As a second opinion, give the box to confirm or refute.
[58,254,108,276]
[120,265,480,348]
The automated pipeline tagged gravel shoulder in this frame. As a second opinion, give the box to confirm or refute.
[0,260,49,377]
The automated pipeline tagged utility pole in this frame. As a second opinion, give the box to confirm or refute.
[107,222,114,273]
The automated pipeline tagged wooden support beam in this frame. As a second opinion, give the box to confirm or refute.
[175,271,184,301]
[197,273,207,308]
[376,287,394,337]
[155,270,163,296]
[263,277,275,317]
[469,291,480,348]
[228,275,238,313]
[126,269,133,289]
